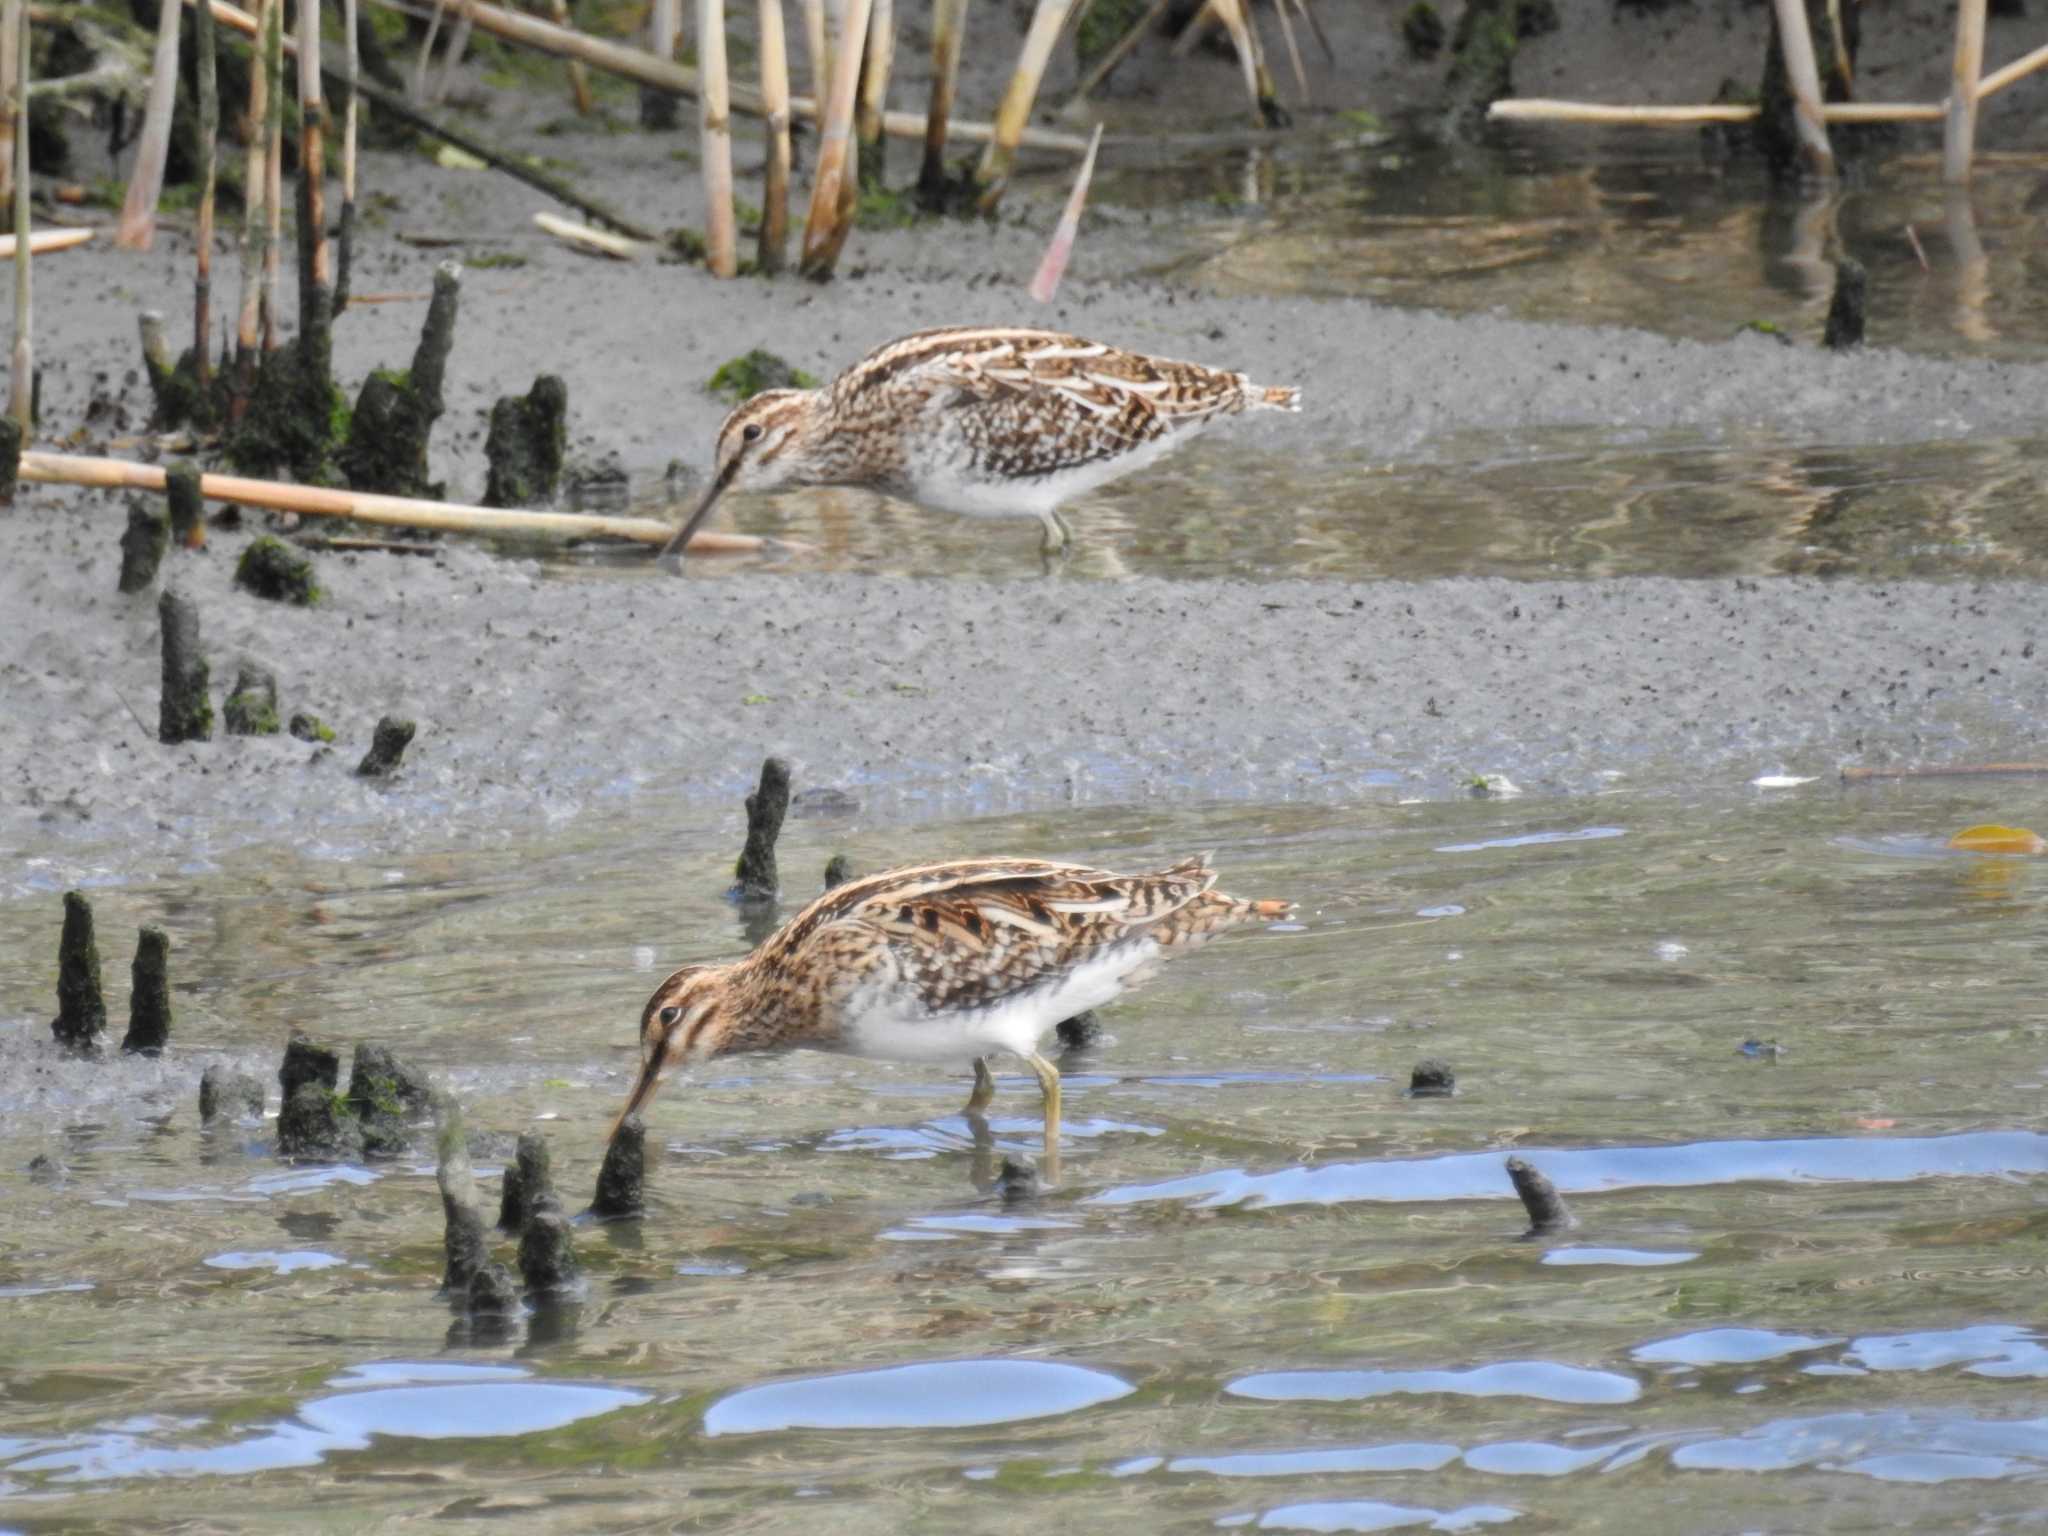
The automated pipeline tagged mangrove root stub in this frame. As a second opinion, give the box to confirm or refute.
[280,1032,343,1100]
[51,891,108,1053]
[822,853,858,889]
[235,534,320,603]
[465,1259,521,1323]
[436,1102,491,1292]
[117,498,170,594]
[340,262,462,498]
[590,1114,646,1219]
[158,590,214,743]
[518,1204,583,1298]
[1824,256,1867,349]
[732,756,791,902]
[200,1063,267,1122]
[166,459,206,549]
[347,1042,434,1157]
[1506,1155,1576,1236]
[498,1129,555,1231]
[277,1079,367,1158]
[357,715,417,777]
[121,925,173,1055]
[0,417,20,501]
[223,661,282,736]
[482,374,569,508]
[1409,1057,1456,1096]
[290,711,335,743]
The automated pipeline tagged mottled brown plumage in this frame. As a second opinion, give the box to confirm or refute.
[658,326,1302,567]
[610,853,1293,1175]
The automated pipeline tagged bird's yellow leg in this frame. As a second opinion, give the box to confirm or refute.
[965,1056,996,1115]
[1026,1050,1063,1183]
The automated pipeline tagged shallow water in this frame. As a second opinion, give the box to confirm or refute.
[1097,131,2048,362]
[585,422,2048,583]
[5,780,2048,1530]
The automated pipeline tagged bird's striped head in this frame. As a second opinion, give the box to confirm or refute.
[606,963,740,1140]
[656,390,816,570]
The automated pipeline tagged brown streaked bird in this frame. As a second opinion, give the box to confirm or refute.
[610,854,1293,1177]
[657,325,1302,569]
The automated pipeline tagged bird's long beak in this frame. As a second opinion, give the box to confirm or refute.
[655,461,740,574]
[608,1034,670,1141]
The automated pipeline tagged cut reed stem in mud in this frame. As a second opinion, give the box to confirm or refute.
[298,0,329,295]
[1943,0,1985,183]
[799,0,874,277]
[918,0,967,200]
[757,0,792,272]
[232,0,270,416]
[699,0,738,276]
[797,0,826,116]
[194,0,217,385]
[337,0,358,309]
[21,451,794,554]
[855,0,894,172]
[6,0,27,433]
[979,0,1078,209]
[116,0,185,249]
[261,0,284,349]
[1767,0,1834,176]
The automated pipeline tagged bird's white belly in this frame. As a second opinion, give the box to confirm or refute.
[905,434,1187,521]
[836,944,1155,1063]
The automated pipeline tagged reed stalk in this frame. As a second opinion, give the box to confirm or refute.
[1062,0,1168,109]
[233,0,271,408]
[337,0,359,310]
[262,0,285,348]
[1768,0,1834,177]
[699,0,737,275]
[546,0,594,112]
[412,0,445,100]
[299,0,329,294]
[433,8,472,102]
[0,0,18,217]
[0,229,97,257]
[194,0,217,386]
[1027,119,1100,302]
[6,0,27,433]
[854,0,892,175]
[115,0,186,249]
[977,0,1077,209]
[1209,0,1278,126]
[798,0,826,114]
[1942,0,1985,183]
[644,0,680,124]
[1488,97,1944,125]
[1978,42,2048,99]
[1271,0,1307,101]
[21,450,793,553]
[917,0,965,200]
[757,0,791,272]
[798,0,873,277]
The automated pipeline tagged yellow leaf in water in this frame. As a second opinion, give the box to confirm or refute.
[1947,824,2047,855]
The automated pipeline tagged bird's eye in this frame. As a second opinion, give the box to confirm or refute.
[741,424,764,444]
[658,1005,682,1027]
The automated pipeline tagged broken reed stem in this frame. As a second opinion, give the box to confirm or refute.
[337,0,358,309]
[918,0,965,198]
[355,0,1090,152]
[0,229,96,257]
[1489,97,1945,125]
[855,0,894,168]
[1063,0,1170,108]
[22,450,793,553]
[233,0,270,411]
[299,0,328,294]
[6,0,26,434]
[116,0,186,249]
[977,0,1078,209]
[1978,42,2048,99]
[195,0,217,387]
[1028,119,1101,302]
[1768,0,1835,177]
[699,0,738,276]
[757,0,791,272]
[799,0,874,277]
[262,0,285,349]
[798,0,827,115]
[1943,0,1985,184]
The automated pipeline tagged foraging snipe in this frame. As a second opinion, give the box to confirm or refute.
[611,854,1292,1177]
[659,325,1302,568]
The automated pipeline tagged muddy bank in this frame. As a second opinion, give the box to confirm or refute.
[8,523,2043,859]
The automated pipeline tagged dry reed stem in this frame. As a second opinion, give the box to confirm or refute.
[1028,119,1100,303]
[918,0,966,194]
[433,9,473,102]
[978,0,1078,207]
[359,0,1090,150]
[1293,0,1332,62]
[699,0,738,275]
[115,0,186,249]
[650,0,681,65]
[545,0,594,112]
[798,0,826,114]
[1272,0,1308,101]
[1489,98,1944,124]
[1063,0,1169,108]
[1943,0,1986,183]
[1768,0,1834,177]
[338,0,358,307]
[0,0,14,216]
[757,0,791,272]
[799,0,874,276]
[412,0,445,99]
[234,0,270,394]
[300,0,328,290]
[1208,0,1269,125]
[855,0,893,158]
[533,210,651,258]
[195,0,217,384]
[22,451,796,553]
[261,0,284,349]
[0,228,95,257]
[1979,42,2048,98]
[7,0,27,432]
